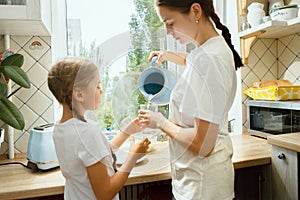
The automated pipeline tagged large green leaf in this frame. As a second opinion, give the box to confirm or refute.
[0,97,25,130]
[3,65,31,88]
[0,75,7,98]
[0,54,24,68]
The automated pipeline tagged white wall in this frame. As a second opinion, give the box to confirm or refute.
[215,0,243,135]
[51,0,68,121]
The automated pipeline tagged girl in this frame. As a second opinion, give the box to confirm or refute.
[48,57,150,200]
[139,0,243,199]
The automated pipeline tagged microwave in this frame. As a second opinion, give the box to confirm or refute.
[246,100,300,139]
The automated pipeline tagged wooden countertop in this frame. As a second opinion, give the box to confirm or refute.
[0,135,271,200]
[231,134,271,169]
[267,132,300,152]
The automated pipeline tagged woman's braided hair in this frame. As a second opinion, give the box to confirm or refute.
[48,57,98,121]
[156,0,243,70]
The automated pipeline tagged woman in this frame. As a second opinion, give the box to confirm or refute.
[138,1,243,199]
[48,57,150,200]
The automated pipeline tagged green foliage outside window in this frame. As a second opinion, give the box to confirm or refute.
[78,0,166,131]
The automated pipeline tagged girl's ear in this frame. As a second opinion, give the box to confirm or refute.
[190,2,202,21]
[73,88,84,103]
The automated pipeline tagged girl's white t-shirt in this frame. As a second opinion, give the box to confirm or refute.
[53,118,118,200]
[169,36,237,200]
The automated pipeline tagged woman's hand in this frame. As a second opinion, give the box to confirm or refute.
[148,51,187,66]
[138,110,167,129]
[121,117,142,135]
[148,51,167,66]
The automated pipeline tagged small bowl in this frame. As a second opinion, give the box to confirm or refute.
[132,129,159,151]
[270,4,298,21]
[119,129,160,152]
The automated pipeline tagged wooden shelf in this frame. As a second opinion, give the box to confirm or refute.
[239,18,300,64]
[239,20,285,38]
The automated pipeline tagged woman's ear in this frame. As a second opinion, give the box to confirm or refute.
[190,2,202,22]
[73,88,84,103]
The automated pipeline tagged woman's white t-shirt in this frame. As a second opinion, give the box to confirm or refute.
[53,118,118,200]
[169,36,237,200]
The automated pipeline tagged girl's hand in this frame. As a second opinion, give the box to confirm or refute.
[121,117,142,135]
[138,110,167,129]
[128,138,151,161]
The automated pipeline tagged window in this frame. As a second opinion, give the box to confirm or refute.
[66,0,165,131]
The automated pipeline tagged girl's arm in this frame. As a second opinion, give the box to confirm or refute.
[87,138,150,200]
[110,131,130,151]
[110,118,142,151]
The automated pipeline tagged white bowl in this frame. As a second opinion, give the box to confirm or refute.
[270,5,298,21]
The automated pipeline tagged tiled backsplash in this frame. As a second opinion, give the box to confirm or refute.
[242,33,300,131]
[0,36,54,154]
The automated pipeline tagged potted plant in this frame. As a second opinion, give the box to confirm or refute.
[0,52,31,130]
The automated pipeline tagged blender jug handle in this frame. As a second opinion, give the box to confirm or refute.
[150,56,164,68]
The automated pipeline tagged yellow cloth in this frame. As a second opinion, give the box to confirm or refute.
[243,85,300,100]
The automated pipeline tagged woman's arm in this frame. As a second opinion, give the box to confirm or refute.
[161,118,218,156]
[138,110,218,156]
[148,51,188,66]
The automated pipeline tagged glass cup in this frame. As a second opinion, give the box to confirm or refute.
[139,104,158,112]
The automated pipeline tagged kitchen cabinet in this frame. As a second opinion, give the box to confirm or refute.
[234,165,271,200]
[0,0,52,36]
[236,0,300,64]
[271,145,298,200]
[268,133,300,200]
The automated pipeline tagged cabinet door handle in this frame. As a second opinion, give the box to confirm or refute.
[277,153,286,159]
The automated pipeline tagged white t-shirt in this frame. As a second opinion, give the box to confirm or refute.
[169,36,237,200]
[53,118,118,200]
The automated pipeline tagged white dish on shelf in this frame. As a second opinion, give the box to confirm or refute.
[114,149,146,165]
[270,4,298,21]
